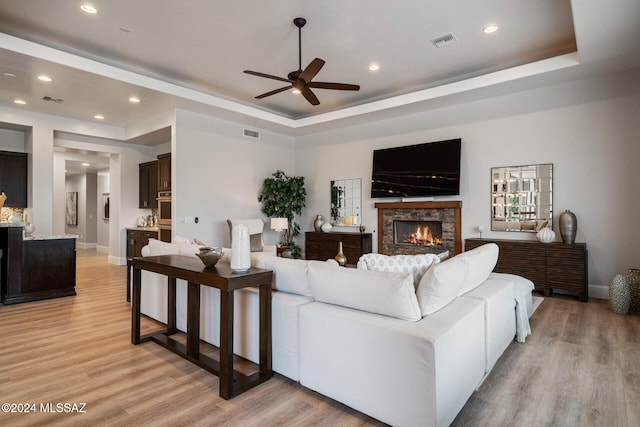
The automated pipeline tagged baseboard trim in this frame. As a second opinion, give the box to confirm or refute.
[108,255,127,266]
[589,283,608,300]
[76,242,97,250]
[96,245,109,254]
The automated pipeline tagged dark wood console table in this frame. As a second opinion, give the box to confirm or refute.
[129,255,273,399]
[465,238,588,301]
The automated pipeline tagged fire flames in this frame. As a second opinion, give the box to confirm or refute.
[403,225,443,246]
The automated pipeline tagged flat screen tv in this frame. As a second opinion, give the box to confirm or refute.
[371,138,461,198]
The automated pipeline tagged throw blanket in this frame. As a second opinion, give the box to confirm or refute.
[489,272,534,343]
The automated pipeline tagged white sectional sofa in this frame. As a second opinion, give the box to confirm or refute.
[134,239,533,427]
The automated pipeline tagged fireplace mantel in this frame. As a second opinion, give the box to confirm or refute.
[375,201,462,256]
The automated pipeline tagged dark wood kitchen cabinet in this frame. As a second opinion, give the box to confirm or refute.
[126,228,158,258]
[139,160,158,208]
[1,226,76,305]
[305,231,372,265]
[0,150,28,207]
[157,152,171,192]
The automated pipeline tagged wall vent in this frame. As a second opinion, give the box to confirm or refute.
[243,128,260,139]
[430,33,457,48]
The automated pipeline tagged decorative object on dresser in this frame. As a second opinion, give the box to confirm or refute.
[609,274,631,314]
[313,214,324,232]
[334,241,347,266]
[558,209,577,244]
[305,231,372,263]
[320,222,332,232]
[330,178,361,226]
[536,223,556,243]
[465,238,588,301]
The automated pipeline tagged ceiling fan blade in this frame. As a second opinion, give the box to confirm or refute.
[308,82,360,91]
[244,70,291,83]
[299,58,325,83]
[255,86,292,99]
[301,87,320,105]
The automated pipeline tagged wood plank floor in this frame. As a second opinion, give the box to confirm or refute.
[0,249,638,426]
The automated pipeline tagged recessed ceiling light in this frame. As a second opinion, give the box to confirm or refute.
[37,75,52,82]
[369,63,380,71]
[14,99,26,105]
[483,24,499,34]
[3,72,16,78]
[81,4,97,14]
[129,96,141,103]
[82,162,90,167]
[94,114,105,120]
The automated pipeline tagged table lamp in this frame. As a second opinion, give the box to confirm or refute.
[270,217,288,246]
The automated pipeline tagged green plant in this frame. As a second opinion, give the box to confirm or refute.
[258,170,306,255]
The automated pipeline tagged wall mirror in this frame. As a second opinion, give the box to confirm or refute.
[491,164,553,232]
[330,178,361,226]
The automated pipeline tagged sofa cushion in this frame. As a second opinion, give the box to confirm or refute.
[356,253,440,288]
[307,262,422,321]
[458,243,499,295]
[254,256,313,297]
[416,256,468,316]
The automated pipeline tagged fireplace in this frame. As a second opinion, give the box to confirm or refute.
[394,220,443,247]
[375,201,462,256]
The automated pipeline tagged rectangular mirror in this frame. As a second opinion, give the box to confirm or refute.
[331,178,362,226]
[491,164,553,232]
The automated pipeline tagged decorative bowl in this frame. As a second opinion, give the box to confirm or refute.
[195,246,224,267]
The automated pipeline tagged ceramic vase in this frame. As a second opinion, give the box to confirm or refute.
[321,222,332,233]
[313,215,324,232]
[230,223,251,273]
[335,241,347,266]
[609,274,630,315]
[559,209,577,244]
[626,269,640,312]
[536,227,555,243]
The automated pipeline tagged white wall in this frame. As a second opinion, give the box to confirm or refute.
[172,109,296,247]
[97,171,110,252]
[295,69,640,290]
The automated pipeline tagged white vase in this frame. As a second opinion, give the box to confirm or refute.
[536,227,555,243]
[230,223,251,273]
[321,222,332,233]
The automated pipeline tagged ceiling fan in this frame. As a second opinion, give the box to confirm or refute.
[243,17,360,106]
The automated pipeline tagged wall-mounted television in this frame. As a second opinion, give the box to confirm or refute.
[371,138,461,198]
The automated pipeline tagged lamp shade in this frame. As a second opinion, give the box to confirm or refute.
[270,217,288,232]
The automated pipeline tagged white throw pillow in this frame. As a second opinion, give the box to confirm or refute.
[457,243,499,295]
[357,253,440,289]
[254,256,313,296]
[416,256,468,316]
[145,239,202,258]
[308,261,422,321]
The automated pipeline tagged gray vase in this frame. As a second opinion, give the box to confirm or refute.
[559,209,577,244]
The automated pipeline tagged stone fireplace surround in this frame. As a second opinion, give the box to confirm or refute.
[375,201,462,256]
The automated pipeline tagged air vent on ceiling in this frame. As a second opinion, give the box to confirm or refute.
[243,128,260,139]
[42,96,64,103]
[430,33,457,48]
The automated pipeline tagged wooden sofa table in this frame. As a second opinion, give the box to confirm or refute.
[129,255,273,399]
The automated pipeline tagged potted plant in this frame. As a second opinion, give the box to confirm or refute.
[258,170,306,258]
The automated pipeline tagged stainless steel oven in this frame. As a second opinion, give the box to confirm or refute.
[157,191,171,226]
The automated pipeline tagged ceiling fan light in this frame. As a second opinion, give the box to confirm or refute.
[292,89,301,94]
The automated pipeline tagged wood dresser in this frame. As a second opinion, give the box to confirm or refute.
[305,231,372,265]
[465,238,588,301]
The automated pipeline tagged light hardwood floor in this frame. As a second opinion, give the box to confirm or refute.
[0,249,638,426]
